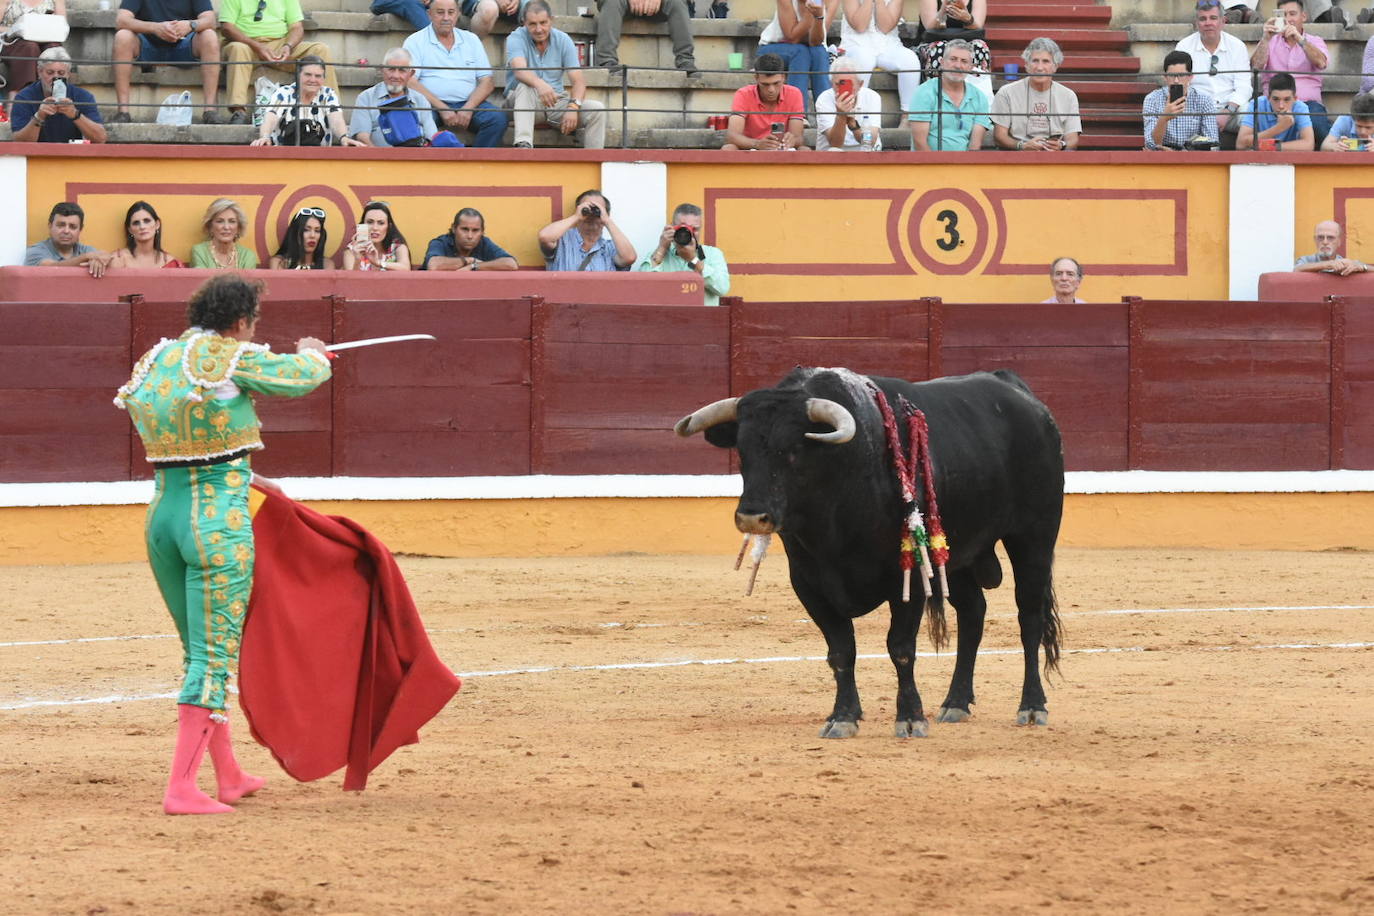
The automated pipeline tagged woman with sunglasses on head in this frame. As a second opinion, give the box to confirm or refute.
[108,200,183,270]
[249,55,364,148]
[270,207,333,269]
[342,200,411,271]
[191,199,259,270]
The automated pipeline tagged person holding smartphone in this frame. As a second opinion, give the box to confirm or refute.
[815,56,884,151]
[722,53,808,150]
[1142,49,1219,150]
[8,47,108,144]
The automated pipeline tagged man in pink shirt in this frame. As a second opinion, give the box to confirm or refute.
[1250,0,1329,144]
[722,53,808,150]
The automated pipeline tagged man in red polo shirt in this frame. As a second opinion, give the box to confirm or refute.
[722,52,807,150]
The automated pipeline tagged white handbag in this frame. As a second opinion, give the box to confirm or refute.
[6,12,71,43]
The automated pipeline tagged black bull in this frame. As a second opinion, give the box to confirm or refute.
[675,367,1064,738]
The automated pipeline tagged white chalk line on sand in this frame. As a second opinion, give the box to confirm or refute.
[2,639,1371,712]
[6,603,1374,650]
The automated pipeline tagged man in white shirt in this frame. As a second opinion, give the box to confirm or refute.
[814,57,883,151]
[1174,0,1252,149]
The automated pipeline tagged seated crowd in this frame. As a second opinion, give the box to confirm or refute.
[22,193,734,303]
[3,0,1374,151]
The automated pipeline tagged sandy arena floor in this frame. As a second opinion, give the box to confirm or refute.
[3,546,1374,914]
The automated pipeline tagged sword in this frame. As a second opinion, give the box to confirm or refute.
[325,334,437,352]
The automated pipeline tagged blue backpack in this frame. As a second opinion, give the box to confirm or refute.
[378,94,428,147]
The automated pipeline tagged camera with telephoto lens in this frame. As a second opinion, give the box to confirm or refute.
[673,224,696,247]
[580,203,601,219]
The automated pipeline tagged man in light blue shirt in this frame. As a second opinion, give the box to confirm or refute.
[537,190,637,271]
[505,0,606,148]
[402,0,508,146]
[635,203,730,306]
[349,48,440,146]
[907,40,991,151]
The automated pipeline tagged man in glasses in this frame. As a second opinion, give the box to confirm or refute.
[1142,50,1219,150]
[1174,0,1251,150]
[908,40,991,151]
[111,0,223,124]
[221,0,337,125]
[1294,220,1369,274]
[348,47,439,146]
[1251,0,1329,145]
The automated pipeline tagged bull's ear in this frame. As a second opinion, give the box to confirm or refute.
[704,422,738,449]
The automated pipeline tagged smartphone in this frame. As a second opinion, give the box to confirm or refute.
[354,223,369,244]
[1268,16,1283,28]
[834,78,855,98]
[770,122,784,136]
[50,77,68,100]
[1168,83,1184,103]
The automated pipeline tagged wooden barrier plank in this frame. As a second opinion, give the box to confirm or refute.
[250,432,333,479]
[1340,379,1374,468]
[731,339,928,394]
[1135,380,1330,424]
[541,303,728,345]
[539,429,729,475]
[1136,301,1330,341]
[942,303,1128,347]
[0,435,129,482]
[538,341,728,381]
[339,430,531,477]
[1135,422,1329,470]
[338,386,529,432]
[0,346,132,389]
[1133,340,1332,381]
[0,302,131,346]
[335,339,531,388]
[338,298,532,341]
[540,381,727,430]
[733,301,928,338]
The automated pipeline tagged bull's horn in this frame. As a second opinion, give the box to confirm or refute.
[804,398,856,444]
[674,397,740,437]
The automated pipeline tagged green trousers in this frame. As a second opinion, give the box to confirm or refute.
[146,458,254,713]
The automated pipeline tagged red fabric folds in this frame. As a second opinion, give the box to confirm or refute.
[240,487,461,790]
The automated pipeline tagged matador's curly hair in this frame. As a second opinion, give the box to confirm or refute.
[186,273,265,333]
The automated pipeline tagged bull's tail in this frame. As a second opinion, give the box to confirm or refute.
[1042,582,1064,677]
[925,591,949,652]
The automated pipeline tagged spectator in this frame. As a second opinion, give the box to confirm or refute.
[403,0,508,148]
[757,0,835,108]
[1221,0,1256,23]
[108,200,183,269]
[1320,90,1374,151]
[369,0,431,32]
[270,207,334,269]
[1237,71,1314,150]
[342,200,412,271]
[908,39,991,151]
[991,37,1080,151]
[537,189,635,271]
[505,0,606,149]
[221,0,336,126]
[1175,0,1251,150]
[1364,34,1373,94]
[1295,220,1368,273]
[1043,257,1084,304]
[190,199,258,269]
[1,0,65,111]
[1250,0,1329,145]
[250,55,363,146]
[722,53,807,150]
[423,207,519,270]
[464,0,525,38]
[815,56,883,151]
[111,0,221,124]
[594,0,699,79]
[839,0,921,116]
[1142,49,1219,150]
[915,0,991,80]
[349,48,439,146]
[9,48,108,144]
[25,202,107,277]
[635,203,730,306]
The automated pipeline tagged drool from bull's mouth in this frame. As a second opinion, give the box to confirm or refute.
[734,532,772,596]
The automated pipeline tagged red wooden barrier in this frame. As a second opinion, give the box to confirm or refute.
[940,301,1130,471]
[531,301,730,475]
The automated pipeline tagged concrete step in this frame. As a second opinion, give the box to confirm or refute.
[994,52,1141,75]
[986,28,1130,51]
[991,5,1113,26]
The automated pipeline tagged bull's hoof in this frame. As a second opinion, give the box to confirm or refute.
[1016,708,1049,727]
[894,718,929,738]
[936,706,971,723]
[819,720,859,739]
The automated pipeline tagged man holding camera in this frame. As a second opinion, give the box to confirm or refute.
[538,190,636,271]
[1142,50,1219,150]
[1250,0,1329,145]
[635,203,731,307]
[10,48,109,144]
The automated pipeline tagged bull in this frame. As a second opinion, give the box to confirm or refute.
[675,367,1064,738]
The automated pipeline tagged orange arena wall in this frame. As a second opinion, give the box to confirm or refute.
[9,146,1374,303]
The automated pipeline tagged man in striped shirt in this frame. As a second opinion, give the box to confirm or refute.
[1142,50,1220,150]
